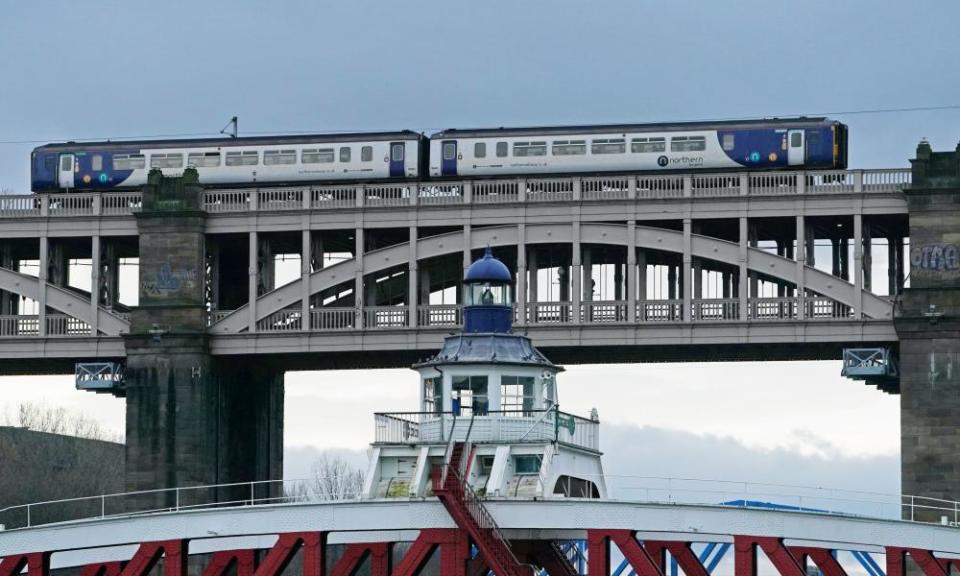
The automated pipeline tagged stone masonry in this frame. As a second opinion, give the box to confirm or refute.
[895,140,960,520]
[124,170,282,507]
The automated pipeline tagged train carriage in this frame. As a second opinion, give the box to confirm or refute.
[31,131,425,192]
[428,118,847,179]
[30,118,848,192]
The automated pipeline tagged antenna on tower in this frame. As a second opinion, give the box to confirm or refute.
[219,116,238,138]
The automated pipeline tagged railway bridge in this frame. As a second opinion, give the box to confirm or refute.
[0,141,956,517]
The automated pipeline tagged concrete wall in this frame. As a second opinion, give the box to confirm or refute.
[0,426,123,528]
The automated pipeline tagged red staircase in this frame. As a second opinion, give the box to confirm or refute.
[433,441,530,576]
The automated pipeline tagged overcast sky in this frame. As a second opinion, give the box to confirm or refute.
[2,1,959,498]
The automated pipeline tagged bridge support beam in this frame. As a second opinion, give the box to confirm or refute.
[895,142,960,516]
[125,170,283,504]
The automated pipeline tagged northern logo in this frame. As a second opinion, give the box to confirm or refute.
[657,155,669,167]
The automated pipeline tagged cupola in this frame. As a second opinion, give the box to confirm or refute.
[463,247,513,333]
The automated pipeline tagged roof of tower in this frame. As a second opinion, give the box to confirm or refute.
[413,333,562,371]
[464,247,512,283]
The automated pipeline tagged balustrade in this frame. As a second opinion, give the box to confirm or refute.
[417,304,461,327]
[363,306,408,329]
[582,301,628,323]
[693,298,739,321]
[311,307,356,330]
[0,169,908,219]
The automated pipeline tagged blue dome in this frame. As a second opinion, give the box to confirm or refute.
[464,247,512,283]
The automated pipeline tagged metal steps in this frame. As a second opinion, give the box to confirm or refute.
[433,441,530,576]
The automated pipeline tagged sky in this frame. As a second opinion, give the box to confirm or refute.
[2,0,960,498]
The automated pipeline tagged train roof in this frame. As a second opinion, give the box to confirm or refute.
[430,117,839,139]
[33,130,424,152]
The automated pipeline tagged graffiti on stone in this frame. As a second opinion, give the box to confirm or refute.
[910,244,960,273]
[141,263,198,297]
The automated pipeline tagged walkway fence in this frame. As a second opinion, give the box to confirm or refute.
[0,169,910,218]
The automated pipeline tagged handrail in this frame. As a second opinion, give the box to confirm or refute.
[4,472,960,531]
[0,168,910,219]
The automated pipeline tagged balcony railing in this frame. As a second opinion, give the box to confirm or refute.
[374,408,600,452]
[0,315,92,337]
[204,296,881,334]
[0,169,909,219]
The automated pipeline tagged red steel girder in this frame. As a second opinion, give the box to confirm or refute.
[330,542,391,576]
[735,536,806,576]
[116,540,186,576]
[80,562,125,576]
[0,552,50,576]
[788,546,847,576]
[647,541,711,576]
[887,547,950,576]
[253,532,326,576]
[588,530,714,576]
[392,528,471,576]
[201,550,256,576]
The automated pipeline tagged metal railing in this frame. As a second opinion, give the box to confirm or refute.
[590,475,960,525]
[0,295,868,339]
[0,315,92,337]
[0,478,362,530]
[0,168,909,218]
[5,472,960,532]
[374,408,599,452]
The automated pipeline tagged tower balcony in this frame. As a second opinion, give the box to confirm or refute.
[374,408,599,453]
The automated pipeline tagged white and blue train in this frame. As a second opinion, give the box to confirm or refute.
[31,118,847,192]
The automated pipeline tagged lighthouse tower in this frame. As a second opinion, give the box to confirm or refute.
[363,248,606,500]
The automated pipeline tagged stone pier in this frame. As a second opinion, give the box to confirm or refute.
[895,141,960,518]
[123,169,282,506]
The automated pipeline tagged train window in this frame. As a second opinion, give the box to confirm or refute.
[302,148,334,164]
[60,156,72,171]
[513,141,547,157]
[340,147,351,162]
[790,132,802,147]
[91,155,103,171]
[361,146,373,162]
[474,142,486,158]
[552,140,586,156]
[187,152,221,167]
[631,137,666,153]
[226,151,259,166]
[113,154,146,170]
[807,131,820,149]
[45,156,57,173]
[442,142,456,161]
[670,136,706,152]
[392,144,405,162]
[150,153,183,169]
[722,134,735,151]
[496,142,508,157]
[591,138,625,154]
[264,150,296,165]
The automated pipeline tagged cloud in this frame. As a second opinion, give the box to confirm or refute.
[600,423,900,515]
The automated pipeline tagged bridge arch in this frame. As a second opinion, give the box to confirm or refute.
[0,267,130,336]
[211,224,892,333]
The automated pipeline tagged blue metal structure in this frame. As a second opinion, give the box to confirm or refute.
[463,247,514,334]
[841,347,900,394]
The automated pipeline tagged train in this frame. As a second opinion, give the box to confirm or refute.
[31,117,847,192]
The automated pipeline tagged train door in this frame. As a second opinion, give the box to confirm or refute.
[441,140,457,176]
[787,130,805,166]
[57,154,75,189]
[389,142,405,177]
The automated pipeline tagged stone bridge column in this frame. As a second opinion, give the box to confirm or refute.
[895,140,960,518]
[124,169,283,508]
